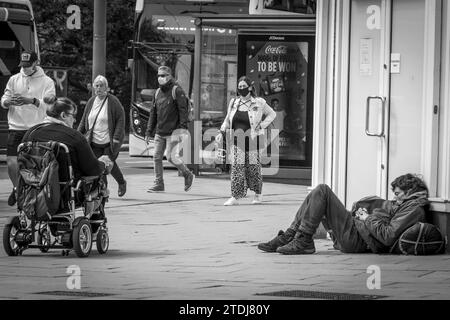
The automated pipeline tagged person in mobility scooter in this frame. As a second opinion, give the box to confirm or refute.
[2,97,114,257]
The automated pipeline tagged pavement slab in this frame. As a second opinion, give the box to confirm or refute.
[0,172,449,300]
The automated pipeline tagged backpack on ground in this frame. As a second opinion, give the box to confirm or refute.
[16,141,61,221]
[390,222,446,255]
[156,85,194,122]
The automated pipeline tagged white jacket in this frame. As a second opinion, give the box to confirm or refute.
[220,96,276,139]
[1,66,55,130]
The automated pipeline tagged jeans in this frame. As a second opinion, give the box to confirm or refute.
[153,134,189,184]
[91,142,125,185]
[289,184,369,253]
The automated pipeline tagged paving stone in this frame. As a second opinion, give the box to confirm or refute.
[0,172,449,299]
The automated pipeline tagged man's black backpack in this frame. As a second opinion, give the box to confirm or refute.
[17,141,61,221]
[155,85,194,122]
[390,222,446,255]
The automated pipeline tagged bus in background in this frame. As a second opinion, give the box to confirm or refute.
[128,0,248,158]
[0,0,39,155]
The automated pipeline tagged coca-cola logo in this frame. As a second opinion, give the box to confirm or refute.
[265,45,288,55]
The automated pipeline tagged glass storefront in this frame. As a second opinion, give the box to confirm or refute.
[238,34,314,167]
[130,2,315,174]
[129,3,242,145]
[198,32,315,169]
[198,29,238,167]
[200,31,238,129]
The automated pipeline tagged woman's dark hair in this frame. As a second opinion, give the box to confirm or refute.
[391,173,429,196]
[46,97,77,118]
[237,76,256,97]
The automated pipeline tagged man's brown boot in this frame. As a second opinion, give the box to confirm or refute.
[276,231,316,255]
[257,228,296,252]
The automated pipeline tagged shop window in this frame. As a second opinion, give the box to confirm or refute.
[238,34,315,167]
[263,0,316,14]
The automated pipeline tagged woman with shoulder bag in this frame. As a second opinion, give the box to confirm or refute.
[216,76,276,206]
[78,75,127,197]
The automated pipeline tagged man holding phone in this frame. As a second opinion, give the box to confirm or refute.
[1,51,55,206]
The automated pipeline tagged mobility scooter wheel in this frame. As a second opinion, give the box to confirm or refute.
[96,228,109,254]
[72,219,92,258]
[2,217,21,256]
[37,224,51,253]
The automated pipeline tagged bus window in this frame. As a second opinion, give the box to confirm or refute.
[6,23,34,50]
[129,1,247,157]
[0,22,25,76]
[0,40,16,49]
[0,0,39,155]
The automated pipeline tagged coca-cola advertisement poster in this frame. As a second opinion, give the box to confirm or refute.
[238,34,314,166]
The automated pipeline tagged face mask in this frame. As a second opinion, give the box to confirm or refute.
[158,76,169,86]
[23,66,35,76]
[238,88,250,97]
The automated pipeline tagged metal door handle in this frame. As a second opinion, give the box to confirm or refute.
[365,96,386,137]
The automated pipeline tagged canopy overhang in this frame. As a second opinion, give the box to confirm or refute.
[194,14,316,34]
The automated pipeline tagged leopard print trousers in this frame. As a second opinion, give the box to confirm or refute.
[230,145,263,199]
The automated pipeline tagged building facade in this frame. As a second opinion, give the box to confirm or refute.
[129,0,450,245]
[312,0,449,247]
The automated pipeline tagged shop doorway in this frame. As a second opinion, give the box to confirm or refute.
[345,0,431,205]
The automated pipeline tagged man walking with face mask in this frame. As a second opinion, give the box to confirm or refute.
[145,65,194,192]
[1,51,56,206]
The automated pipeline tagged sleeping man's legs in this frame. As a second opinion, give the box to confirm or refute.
[258,184,368,254]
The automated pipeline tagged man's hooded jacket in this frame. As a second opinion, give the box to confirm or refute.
[354,191,429,253]
[1,66,55,130]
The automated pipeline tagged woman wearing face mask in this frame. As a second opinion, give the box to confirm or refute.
[78,75,126,197]
[216,76,276,206]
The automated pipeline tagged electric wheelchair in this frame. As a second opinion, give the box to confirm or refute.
[2,141,109,258]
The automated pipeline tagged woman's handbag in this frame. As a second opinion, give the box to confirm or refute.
[215,98,237,163]
[216,131,227,163]
[84,96,107,142]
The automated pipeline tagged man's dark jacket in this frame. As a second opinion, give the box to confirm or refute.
[23,122,105,180]
[145,80,188,137]
[353,192,429,253]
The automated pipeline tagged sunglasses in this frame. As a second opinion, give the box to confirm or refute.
[158,74,169,78]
